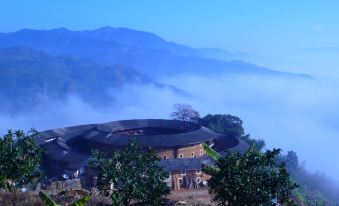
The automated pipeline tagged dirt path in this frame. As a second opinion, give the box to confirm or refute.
[167,189,214,205]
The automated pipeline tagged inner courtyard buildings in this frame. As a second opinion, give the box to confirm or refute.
[40,119,249,190]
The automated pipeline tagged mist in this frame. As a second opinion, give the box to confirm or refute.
[1,71,339,184]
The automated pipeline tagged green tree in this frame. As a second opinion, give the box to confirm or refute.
[204,146,298,206]
[90,140,170,206]
[0,129,43,191]
[199,114,266,151]
[199,114,245,137]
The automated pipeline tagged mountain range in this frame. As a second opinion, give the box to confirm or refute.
[0,27,310,78]
[0,27,311,110]
[0,46,151,110]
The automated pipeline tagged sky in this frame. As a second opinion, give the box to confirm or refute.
[1,0,339,182]
[2,0,339,55]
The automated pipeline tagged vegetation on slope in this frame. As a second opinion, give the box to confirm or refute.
[278,151,339,205]
[198,111,339,205]
[0,46,149,110]
[0,27,310,78]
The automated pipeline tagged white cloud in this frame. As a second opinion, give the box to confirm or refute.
[1,73,339,182]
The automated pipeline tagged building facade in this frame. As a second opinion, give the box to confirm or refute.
[40,119,249,190]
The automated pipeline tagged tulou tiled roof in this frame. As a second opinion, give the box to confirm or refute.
[40,119,249,178]
[42,119,223,148]
[159,156,215,172]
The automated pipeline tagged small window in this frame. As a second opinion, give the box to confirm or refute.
[178,178,183,184]
[163,155,167,160]
[196,177,201,183]
[179,154,184,158]
[191,152,195,157]
[200,150,203,155]
[180,170,186,175]
[196,170,201,174]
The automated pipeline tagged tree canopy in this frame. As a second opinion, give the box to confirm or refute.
[89,140,170,206]
[199,114,245,137]
[170,103,200,122]
[204,146,298,206]
[0,129,43,191]
[199,114,266,151]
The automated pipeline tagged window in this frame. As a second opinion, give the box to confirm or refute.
[200,150,203,155]
[79,166,85,174]
[178,178,183,184]
[179,154,184,158]
[191,152,195,157]
[180,170,186,176]
[196,170,201,174]
[163,155,167,160]
[196,177,201,183]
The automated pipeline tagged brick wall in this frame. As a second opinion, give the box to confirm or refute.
[156,144,206,160]
[176,144,205,159]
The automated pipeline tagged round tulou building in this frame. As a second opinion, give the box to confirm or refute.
[40,119,249,190]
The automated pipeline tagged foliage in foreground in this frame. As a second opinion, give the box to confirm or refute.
[90,140,170,206]
[0,129,42,191]
[39,191,90,206]
[199,112,339,205]
[202,143,221,161]
[204,145,298,206]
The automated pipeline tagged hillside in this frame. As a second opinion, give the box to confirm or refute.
[0,27,311,78]
[0,46,150,110]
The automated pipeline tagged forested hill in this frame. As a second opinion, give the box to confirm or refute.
[0,46,150,109]
[0,27,311,78]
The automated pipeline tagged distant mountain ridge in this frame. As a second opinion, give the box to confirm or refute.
[0,27,224,58]
[0,46,151,110]
[0,27,311,78]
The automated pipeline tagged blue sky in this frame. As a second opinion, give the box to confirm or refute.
[2,0,339,54]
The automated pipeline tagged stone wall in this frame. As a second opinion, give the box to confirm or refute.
[157,144,206,160]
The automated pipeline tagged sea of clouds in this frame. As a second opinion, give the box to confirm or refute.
[1,71,339,183]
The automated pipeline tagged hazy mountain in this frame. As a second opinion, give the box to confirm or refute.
[291,46,339,54]
[0,27,219,58]
[0,46,151,110]
[196,47,254,61]
[0,27,310,78]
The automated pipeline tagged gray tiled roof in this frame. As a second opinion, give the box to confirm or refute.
[42,119,223,148]
[212,135,250,155]
[159,156,215,172]
[40,119,249,178]
[43,140,90,169]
